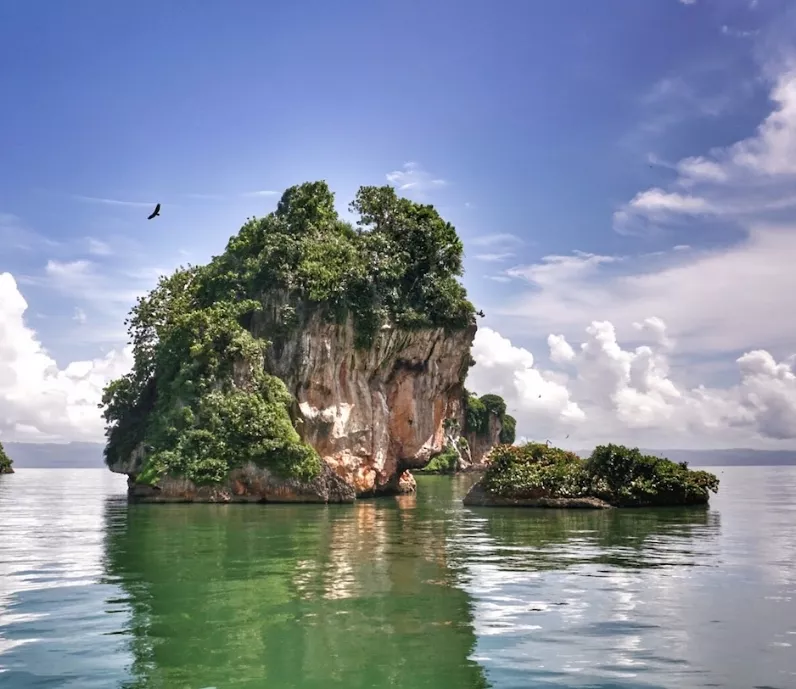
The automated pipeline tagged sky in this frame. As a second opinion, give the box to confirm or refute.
[2,0,796,450]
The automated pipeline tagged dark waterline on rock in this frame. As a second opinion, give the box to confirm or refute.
[1,467,795,688]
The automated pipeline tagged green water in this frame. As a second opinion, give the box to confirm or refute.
[1,468,795,688]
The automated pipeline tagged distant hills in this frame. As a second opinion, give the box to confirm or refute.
[575,448,796,467]
[5,442,105,468]
[3,442,796,468]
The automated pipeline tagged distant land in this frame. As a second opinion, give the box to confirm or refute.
[574,448,796,467]
[3,442,796,468]
[5,442,105,468]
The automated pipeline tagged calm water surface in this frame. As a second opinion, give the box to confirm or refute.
[0,467,794,688]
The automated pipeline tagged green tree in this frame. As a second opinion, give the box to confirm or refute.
[0,442,13,474]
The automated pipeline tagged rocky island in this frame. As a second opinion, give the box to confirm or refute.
[418,392,515,474]
[0,442,14,474]
[464,442,720,508]
[101,181,505,503]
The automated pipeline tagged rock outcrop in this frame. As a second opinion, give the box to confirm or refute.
[253,296,476,495]
[127,461,356,503]
[465,412,503,466]
[108,300,477,501]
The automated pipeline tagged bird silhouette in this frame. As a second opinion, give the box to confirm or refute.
[147,203,161,220]
[476,310,485,318]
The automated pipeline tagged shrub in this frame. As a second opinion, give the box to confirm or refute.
[419,444,460,474]
[483,443,592,499]
[499,414,516,444]
[481,442,719,506]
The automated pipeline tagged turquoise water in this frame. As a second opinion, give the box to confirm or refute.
[0,467,794,688]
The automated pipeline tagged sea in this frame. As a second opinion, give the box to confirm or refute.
[0,467,794,689]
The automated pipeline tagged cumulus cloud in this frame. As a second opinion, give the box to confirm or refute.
[466,327,585,426]
[467,321,796,449]
[0,273,131,443]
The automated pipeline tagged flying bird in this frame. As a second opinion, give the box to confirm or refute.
[476,310,485,318]
[147,203,161,220]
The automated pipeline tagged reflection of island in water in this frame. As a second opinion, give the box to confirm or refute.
[456,488,721,572]
[102,486,489,689]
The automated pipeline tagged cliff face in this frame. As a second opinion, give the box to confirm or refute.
[108,297,477,500]
[253,297,476,495]
[465,412,502,466]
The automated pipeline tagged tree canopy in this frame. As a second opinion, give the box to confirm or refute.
[462,391,516,444]
[0,442,13,473]
[101,182,476,485]
[482,442,719,507]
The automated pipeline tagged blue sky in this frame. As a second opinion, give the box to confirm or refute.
[3,0,796,448]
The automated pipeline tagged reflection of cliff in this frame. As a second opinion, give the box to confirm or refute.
[102,496,489,688]
[464,505,720,571]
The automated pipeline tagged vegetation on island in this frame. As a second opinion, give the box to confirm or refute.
[479,442,720,507]
[101,181,476,486]
[0,442,13,474]
[419,390,517,474]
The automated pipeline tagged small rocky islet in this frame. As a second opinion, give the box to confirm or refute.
[463,442,720,509]
[99,180,719,507]
[0,441,13,475]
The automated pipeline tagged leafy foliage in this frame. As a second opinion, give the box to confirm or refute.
[418,445,461,474]
[482,442,719,507]
[197,182,475,348]
[0,442,12,473]
[101,181,476,485]
[499,414,516,444]
[463,390,513,441]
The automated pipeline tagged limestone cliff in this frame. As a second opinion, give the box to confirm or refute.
[109,306,475,500]
[253,296,476,495]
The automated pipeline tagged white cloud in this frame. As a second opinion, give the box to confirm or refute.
[70,194,154,208]
[0,273,132,443]
[86,238,113,256]
[473,252,514,262]
[242,190,279,197]
[34,259,147,313]
[466,327,586,427]
[721,25,758,39]
[499,62,796,355]
[619,64,796,231]
[506,251,620,287]
[679,0,696,5]
[469,233,524,247]
[468,321,796,449]
[386,162,446,197]
[498,225,796,356]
